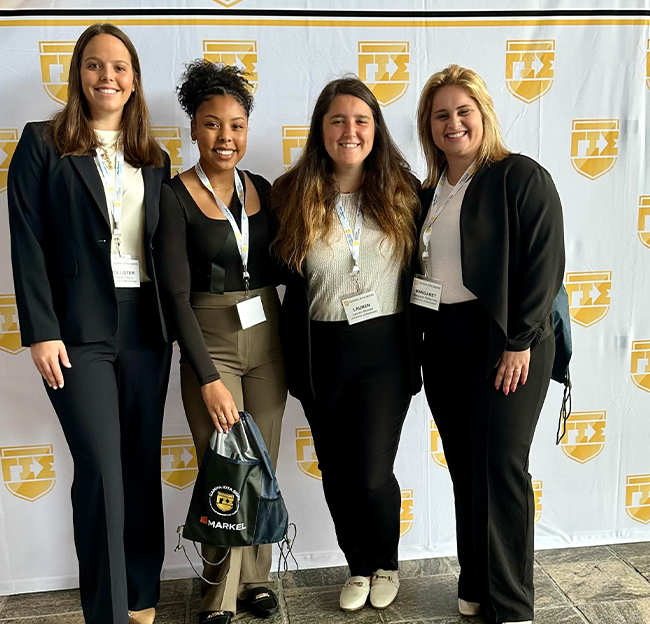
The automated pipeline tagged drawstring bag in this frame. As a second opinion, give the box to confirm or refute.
[551,285,573,444]
[179,411,289,549]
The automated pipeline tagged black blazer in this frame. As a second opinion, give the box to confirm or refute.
[279,251,423,404]
[8,121,171,347]
[418,154,565,374]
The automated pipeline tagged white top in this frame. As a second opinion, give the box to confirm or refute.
[305,192,402,321]
[95,129,148,282]
[418,176,476,304]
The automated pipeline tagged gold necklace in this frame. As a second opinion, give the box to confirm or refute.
[98,139,119,171]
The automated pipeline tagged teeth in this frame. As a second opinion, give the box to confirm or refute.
[97,88,118,93]
[447,132,466,138]
[340,143,359,148]
[215,149,234,155]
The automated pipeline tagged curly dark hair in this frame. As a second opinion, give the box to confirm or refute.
[176,59,254,119]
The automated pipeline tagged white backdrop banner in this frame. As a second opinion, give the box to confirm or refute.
[0,3,649,594]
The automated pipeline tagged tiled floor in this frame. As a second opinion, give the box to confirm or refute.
[2,543,650,623]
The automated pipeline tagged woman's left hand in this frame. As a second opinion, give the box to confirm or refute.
[495,348,530,395]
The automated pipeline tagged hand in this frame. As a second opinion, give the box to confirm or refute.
[495,348,530,395]
[200,379,240,433]
[30,340,71,389]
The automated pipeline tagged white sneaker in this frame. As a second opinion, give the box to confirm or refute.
[339,576,370,611]
[369,569,399,609]
[458,598,481,616]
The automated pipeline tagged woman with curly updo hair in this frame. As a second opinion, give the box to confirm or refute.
[155,60,287,624]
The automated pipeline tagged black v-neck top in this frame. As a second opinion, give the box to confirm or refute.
[155,169,275,384]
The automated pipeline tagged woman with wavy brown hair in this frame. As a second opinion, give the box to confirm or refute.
[271,76,420,613]
[8,23,171,624]
[414,64,564,624]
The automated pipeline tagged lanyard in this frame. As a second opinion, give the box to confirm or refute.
[95,145,125,255]
[421,163,475,275]
[335,196,363,275]
[194,163,249,290]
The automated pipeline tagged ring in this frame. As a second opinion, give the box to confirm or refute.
[219,415,227,422]
[514,368,521,372]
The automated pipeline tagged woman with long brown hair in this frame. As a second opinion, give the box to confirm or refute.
[271,76,420,613]
[8,23,171,624]
[414,64,564,624]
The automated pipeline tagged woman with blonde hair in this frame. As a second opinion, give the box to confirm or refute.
[8,23,171,624]
[271,76,420,613]
[413,64,564,624]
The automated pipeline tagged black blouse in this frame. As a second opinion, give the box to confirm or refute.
[155,170,275,385]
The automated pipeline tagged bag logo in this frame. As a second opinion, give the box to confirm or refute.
[638,196,650,249]
[565,271,611,327]
[0,294,26,355]
[505,40,555,103]
[631,341,650,393]
[39,41,75,104]
[561,411,606,464]
[203,40,258,94]
[0,129,19,194]
[282,126,309,171]
[571,119,619,180]
[358,41,409,107]
[152,127,183,177]
[209,485,240,516]
[533,480,542,523]
[626,474,650,524]
[400,489,414,537]
[296,428,321,480]
[1,445,56,501]
[430,419,448,469]
[161,436,198,490]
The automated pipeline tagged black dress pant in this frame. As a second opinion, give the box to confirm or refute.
[301,314,412,577]
[45,285,172,624]
[421,300,553,624]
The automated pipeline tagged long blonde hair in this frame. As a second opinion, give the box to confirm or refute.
[417,64,510,188]
[271,77,419,273]
[49,23,164,168]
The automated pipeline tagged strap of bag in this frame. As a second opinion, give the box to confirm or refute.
[276,522,299,578]
[555,369,572,445]
[175,525,231,585]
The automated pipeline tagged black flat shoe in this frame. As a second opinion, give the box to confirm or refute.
[197,611,232,624]
[242,587,279,618]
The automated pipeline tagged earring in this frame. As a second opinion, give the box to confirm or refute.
[191,139,196,144]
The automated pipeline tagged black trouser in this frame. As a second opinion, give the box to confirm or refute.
[45,285,172,624]
[421,300,553,624]
[301,314,412,577]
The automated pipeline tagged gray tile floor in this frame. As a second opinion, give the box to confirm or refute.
[2,543,650,623]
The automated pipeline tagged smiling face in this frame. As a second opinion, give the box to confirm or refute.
[192,94,248,176]
[430,85,484,167]
[322,94,375,175]
[80,33,134,128]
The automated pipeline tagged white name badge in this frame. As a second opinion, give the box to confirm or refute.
[111,255,140,288]
[341,291,382,325]
[236,295,266,330]
[410,275,443,311]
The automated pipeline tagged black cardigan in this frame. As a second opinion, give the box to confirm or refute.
[8,121,171,346]
[418,154,565,375]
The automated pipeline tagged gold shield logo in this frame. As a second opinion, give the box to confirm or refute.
[0,129,19,193]
[631,341,650,393]
[430,420,448,469]
[216,490,235,512]
[160,436,198,490]
[358,42,409,107]
[505,40,555,103]
[626,475,650,524]
[39,41,75,105]
[638,196,650,249]
[152,127,183,177]
[296,428,321,480]
[400,489,414,537]
[0,294,26,355]
[533,480,542,523]
[561,411,606,464]
[203,40,258,94]
[1,445,56,502]
[565,271,611,327]
[571,119,619,180]
[211,0,246,5]
[282,126,309,171]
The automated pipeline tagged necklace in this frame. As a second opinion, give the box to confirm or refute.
[98,138,119,171]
